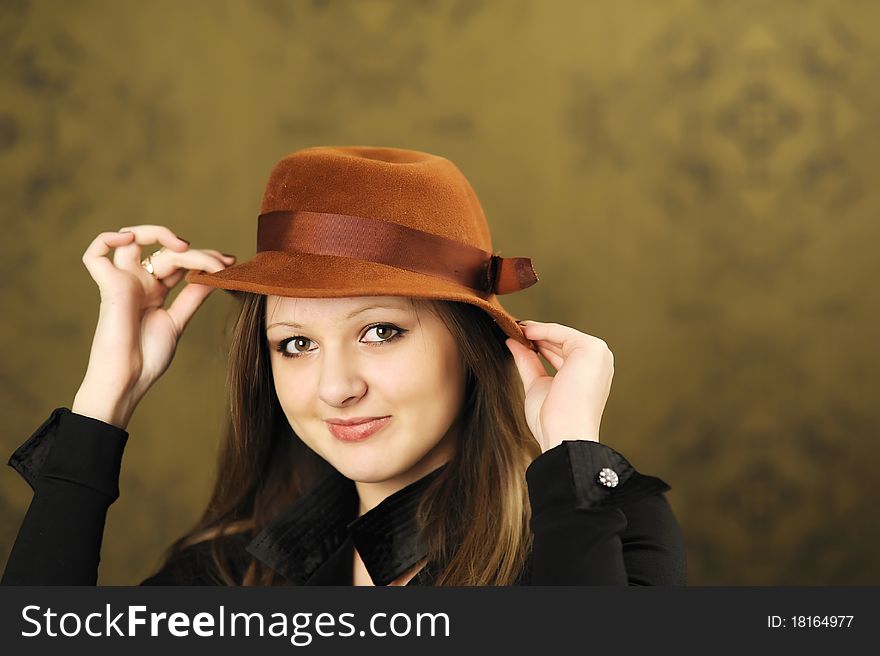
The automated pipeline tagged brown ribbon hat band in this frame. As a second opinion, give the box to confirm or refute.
[257,210,538,296]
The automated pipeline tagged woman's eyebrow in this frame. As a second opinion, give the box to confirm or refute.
[266,304,407,330]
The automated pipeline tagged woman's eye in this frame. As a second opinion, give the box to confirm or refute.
[276,336,315,358]
[362,324,402,343]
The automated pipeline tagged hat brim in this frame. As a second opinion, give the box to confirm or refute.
[185,251,534,349]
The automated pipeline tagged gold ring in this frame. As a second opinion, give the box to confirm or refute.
[140,256,157,277]
[140,249,165,278]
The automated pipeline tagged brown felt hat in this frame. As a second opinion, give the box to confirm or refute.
[185,145,539,348]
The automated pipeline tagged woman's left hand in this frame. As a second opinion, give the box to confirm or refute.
[505,320,614,453]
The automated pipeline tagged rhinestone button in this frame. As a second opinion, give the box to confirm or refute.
[597,467,619,488]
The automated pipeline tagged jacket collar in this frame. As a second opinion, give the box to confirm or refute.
[246,463,447,585]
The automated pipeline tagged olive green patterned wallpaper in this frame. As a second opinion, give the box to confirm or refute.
[1,0,878,585]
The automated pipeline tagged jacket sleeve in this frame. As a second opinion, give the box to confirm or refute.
[524,440,687,585]
[1,408,128,585]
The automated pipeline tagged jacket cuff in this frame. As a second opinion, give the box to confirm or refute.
[526,440,671,515]
[8,407,129,501]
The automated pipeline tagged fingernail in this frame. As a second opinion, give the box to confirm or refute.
[178,237,190,245]
[222,252,236,259]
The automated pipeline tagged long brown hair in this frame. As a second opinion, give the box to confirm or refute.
[153,292,541,585]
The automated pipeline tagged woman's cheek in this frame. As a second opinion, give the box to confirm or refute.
[272,371,306,427]
[382,359,411,389]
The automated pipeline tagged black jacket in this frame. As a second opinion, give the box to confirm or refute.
[2,408,687,586]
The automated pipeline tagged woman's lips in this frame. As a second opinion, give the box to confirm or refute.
[326,417,391,442]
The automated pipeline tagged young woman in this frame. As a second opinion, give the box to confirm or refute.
[2,146,686,586]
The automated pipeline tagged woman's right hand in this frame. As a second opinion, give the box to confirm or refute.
[72,225,236,429]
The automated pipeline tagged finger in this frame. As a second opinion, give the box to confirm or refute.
[165,283,217,335]
[159,268,186,289]
[117,225,190,250]
[81,231,136,283]
[148,248,230,281]
[535,343,564,370]
[151,242,236,289]
[199,248,237,264]
[532,339,563,358]
[113,225,190,271]
[505,338,549,392]
[518,320,606,353]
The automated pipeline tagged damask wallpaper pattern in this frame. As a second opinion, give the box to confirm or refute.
[1,0,877,585]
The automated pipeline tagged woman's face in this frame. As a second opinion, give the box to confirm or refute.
[265,295,467,488]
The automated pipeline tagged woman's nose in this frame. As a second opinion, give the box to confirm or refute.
[317,347,367,407]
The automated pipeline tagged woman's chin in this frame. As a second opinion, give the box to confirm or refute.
[334,460,402,484]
